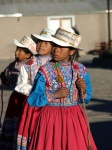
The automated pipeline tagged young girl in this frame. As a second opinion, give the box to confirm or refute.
[0,49,21,89]
[16,28,55,150]
[0,36,37,150]
[27,27,97,150]
[0,49,21,129]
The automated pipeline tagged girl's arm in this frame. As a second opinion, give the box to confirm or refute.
[27,72,48,107]
[15,65,32,96]
[78,71,92,104]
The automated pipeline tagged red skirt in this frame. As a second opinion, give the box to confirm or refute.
[5,91,27,117]
[17,100,41,150]
[28,105,97,150]
[0,91,27,150]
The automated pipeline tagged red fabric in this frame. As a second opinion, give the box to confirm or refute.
[0,91,27,149]
[28,105,97,150]
[17,100,41,145]
[5,91,27,118]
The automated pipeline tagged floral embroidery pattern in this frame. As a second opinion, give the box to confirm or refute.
[24,56,51,85]
[40,61,86,106]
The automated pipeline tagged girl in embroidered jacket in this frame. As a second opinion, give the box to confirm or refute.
[27,27,97,150]
[0,36,37,150]
[16,29,55,150]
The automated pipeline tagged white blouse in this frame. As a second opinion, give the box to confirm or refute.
[15,65,32,96]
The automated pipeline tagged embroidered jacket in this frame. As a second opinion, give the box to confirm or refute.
[28,60,92,107]
[15,55,51,96]
[0,60,21,89]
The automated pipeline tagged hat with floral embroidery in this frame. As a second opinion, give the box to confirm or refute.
[14,36,37,55]
[50,27,83,50]
[31,28,55,43]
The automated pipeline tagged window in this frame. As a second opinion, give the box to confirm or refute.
[47,15,75,32]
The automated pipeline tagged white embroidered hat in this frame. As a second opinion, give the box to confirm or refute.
[31,28,55,43]
[50,27,83,50]
[14,36,37,55]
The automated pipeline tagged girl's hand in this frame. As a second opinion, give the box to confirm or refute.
[54,87,69,99]
[76,78,86,94]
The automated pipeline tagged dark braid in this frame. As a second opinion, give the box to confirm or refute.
[69,47,77,65]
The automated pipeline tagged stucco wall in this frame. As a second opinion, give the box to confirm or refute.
[0,16,47,59]
[75,13,109,55]
[0,13,111,59]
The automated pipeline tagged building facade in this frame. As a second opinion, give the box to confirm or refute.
[0,0,112,59]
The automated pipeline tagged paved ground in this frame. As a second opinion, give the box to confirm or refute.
[0,54,112,150]
[78,55,112,150]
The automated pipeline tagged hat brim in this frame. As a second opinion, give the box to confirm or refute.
[14,39,26,48]
[13,39,37,55]
[31,34,52,43]
[50,36,83,51]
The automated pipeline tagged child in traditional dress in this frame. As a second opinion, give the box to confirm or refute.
[0,49,21,129]
[16,28,55,150]
[27,27,97,150]
[0,36,37,150]
[0,49,21,89]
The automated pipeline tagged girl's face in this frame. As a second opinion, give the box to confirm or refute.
[36,40,53,56]
[15,49,19,59]
[52,45,76,62]
[16,47,31,62]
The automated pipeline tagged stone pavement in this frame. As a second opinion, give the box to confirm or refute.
[0,55,112,150]
[78,55,112,150]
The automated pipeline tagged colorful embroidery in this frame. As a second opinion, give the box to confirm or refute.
[40,61,86,106]
[24,56,51,85]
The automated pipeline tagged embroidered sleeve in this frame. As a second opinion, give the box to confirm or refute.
[1,61,20,88]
